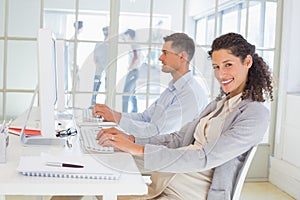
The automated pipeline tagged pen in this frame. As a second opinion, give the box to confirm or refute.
[6,119,12,128]
[46,162,84,168]
[0,120,5,133]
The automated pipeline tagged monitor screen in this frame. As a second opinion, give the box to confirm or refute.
[52,38,58,106]
[55,40,67,112]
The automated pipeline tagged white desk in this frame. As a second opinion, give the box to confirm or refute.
[0,134,147,200]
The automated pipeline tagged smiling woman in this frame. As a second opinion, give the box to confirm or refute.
[208,32,273,102]
[211,49,252,98]
[95,32,274,200]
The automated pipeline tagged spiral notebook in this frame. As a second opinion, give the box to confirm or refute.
[17,154,120,180]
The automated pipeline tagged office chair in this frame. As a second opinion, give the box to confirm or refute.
[207,146,258,200]
[142,146,258,200]
[232,146,257,200]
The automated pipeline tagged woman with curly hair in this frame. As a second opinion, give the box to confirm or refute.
[95,32,273,200]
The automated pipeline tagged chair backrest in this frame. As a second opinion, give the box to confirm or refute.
[232,146,257,200]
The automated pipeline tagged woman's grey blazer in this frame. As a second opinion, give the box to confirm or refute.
[135,98,269,199]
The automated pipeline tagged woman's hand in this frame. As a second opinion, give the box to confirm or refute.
[93,104,121,123]
[96,127,144,156]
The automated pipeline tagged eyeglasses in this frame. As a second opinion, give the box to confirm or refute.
[56,128,78,138]
[161,49,181,57]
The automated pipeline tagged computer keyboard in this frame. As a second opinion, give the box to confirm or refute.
[82,108,103,122]
[79,126,114,153]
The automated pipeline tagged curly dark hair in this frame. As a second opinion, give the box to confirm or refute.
[208,32,273,102]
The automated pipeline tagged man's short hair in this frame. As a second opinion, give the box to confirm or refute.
[102,26,109,37]
[163,33,195,62]
[74,21,83,30]
[124,29,136,39]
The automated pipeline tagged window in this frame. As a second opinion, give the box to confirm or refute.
[194,0,278,143]
[0,0,278,131]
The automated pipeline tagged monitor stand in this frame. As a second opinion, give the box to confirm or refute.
[21,134,66,146]
[17,107,66,146]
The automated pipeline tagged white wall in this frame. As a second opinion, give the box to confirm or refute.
[280,1,300,92]
[269,0,300,199]
[188,0,215,16]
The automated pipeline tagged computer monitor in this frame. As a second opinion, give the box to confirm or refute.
[38,28,57,136]
[21,29,66,146]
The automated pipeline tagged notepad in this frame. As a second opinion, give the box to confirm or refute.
[17,154,120,180]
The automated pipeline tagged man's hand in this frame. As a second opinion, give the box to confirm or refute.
[93,104,121,123]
